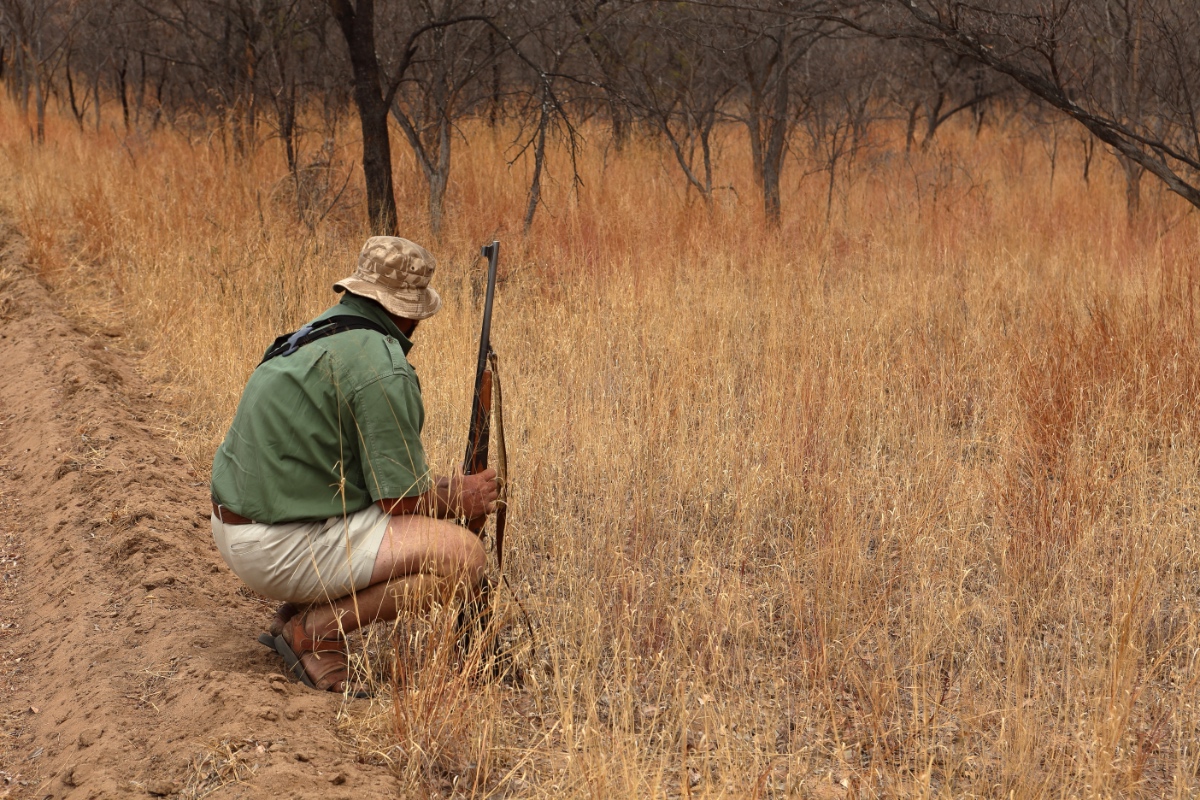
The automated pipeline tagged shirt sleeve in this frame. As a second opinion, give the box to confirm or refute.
[352,371,431,501]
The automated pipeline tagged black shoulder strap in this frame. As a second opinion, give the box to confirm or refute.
[259,315,392,365]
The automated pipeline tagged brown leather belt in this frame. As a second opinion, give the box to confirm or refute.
[211,500,255,526]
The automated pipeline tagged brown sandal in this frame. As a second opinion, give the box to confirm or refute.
[264,614,362,696]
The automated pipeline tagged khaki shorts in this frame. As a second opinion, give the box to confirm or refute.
[211,504,389,603]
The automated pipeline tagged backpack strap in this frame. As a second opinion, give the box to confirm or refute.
[259,315,392,365]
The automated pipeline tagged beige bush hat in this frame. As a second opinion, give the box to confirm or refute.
[334,236,442,320]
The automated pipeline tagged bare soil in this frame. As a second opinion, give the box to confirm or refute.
[0,225,402,798]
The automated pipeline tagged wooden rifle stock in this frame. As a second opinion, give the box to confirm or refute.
[464,367,492,534]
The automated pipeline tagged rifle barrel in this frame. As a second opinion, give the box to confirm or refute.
[464,240,500,474]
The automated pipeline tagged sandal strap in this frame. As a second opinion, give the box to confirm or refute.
[305,652,352,693]
[282,614,346,654]
[277,613,358,694]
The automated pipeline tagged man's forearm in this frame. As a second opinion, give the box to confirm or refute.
[377,470,496,519]
[429,475,456,518]
[378,475,457,518]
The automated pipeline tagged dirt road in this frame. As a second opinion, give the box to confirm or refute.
[0,225,401,798]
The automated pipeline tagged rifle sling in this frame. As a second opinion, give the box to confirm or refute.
[259,315,392,365]
[481,349,536,644]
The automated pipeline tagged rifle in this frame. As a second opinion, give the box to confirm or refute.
[462,240,507,569]
[459,242,535,656]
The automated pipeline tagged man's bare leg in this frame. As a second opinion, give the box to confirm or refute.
[300,514,486,641]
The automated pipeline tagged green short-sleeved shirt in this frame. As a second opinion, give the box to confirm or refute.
[211,294,431,524]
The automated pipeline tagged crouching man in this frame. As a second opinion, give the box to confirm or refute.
[209,236,498,695]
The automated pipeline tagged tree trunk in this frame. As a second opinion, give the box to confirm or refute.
[91,71,101,132]
[523,94,549,232]
[244,42,257,155]
[1046,125,1058,192]
[1081,134,1094,186]
[1121,155,1144,221]
[744,53,764,188]
[971,100,986,136]
[427,116,451,237]
[153,64,167,130]
[905,100,919,153]
[700,122,714,200]
[487,31,500,128]
[921,92,944,148]
[761,40,790,226]
[65,55,84,130]
[136,51,146,125]
[16,48,30,116]
[20,66,30,117]
[281,81,297,176]
[609,100,630,151]
[117,59,130,131]
[331,0,399,236]
[34,71,46,144]
[825,157,838,225]
[358,101,398,235]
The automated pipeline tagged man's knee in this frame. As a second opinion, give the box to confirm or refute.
[455,530,487,585]
[380,514,487,584]
[423,519,486,583]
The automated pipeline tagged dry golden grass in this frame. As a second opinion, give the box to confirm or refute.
[3,101,1200,797]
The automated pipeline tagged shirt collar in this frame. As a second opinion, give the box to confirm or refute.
[338,293,414,354]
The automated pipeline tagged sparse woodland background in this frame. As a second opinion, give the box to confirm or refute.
[5,1,1200,230]
[2,1,1200,798]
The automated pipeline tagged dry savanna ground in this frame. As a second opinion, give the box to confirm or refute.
[2,100,1199,798]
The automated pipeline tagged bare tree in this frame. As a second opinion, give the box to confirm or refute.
[567,0,636,150]
[847,0,1200,215]
[325,0,405,234]
[616,5,736,204]
[384,3,498,237]
[327,1,518,235]
[802,42,880,223]
[0,0,84,143]
[725,5,833,225]
[895,44,1001,151]
[502,16,576,233]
